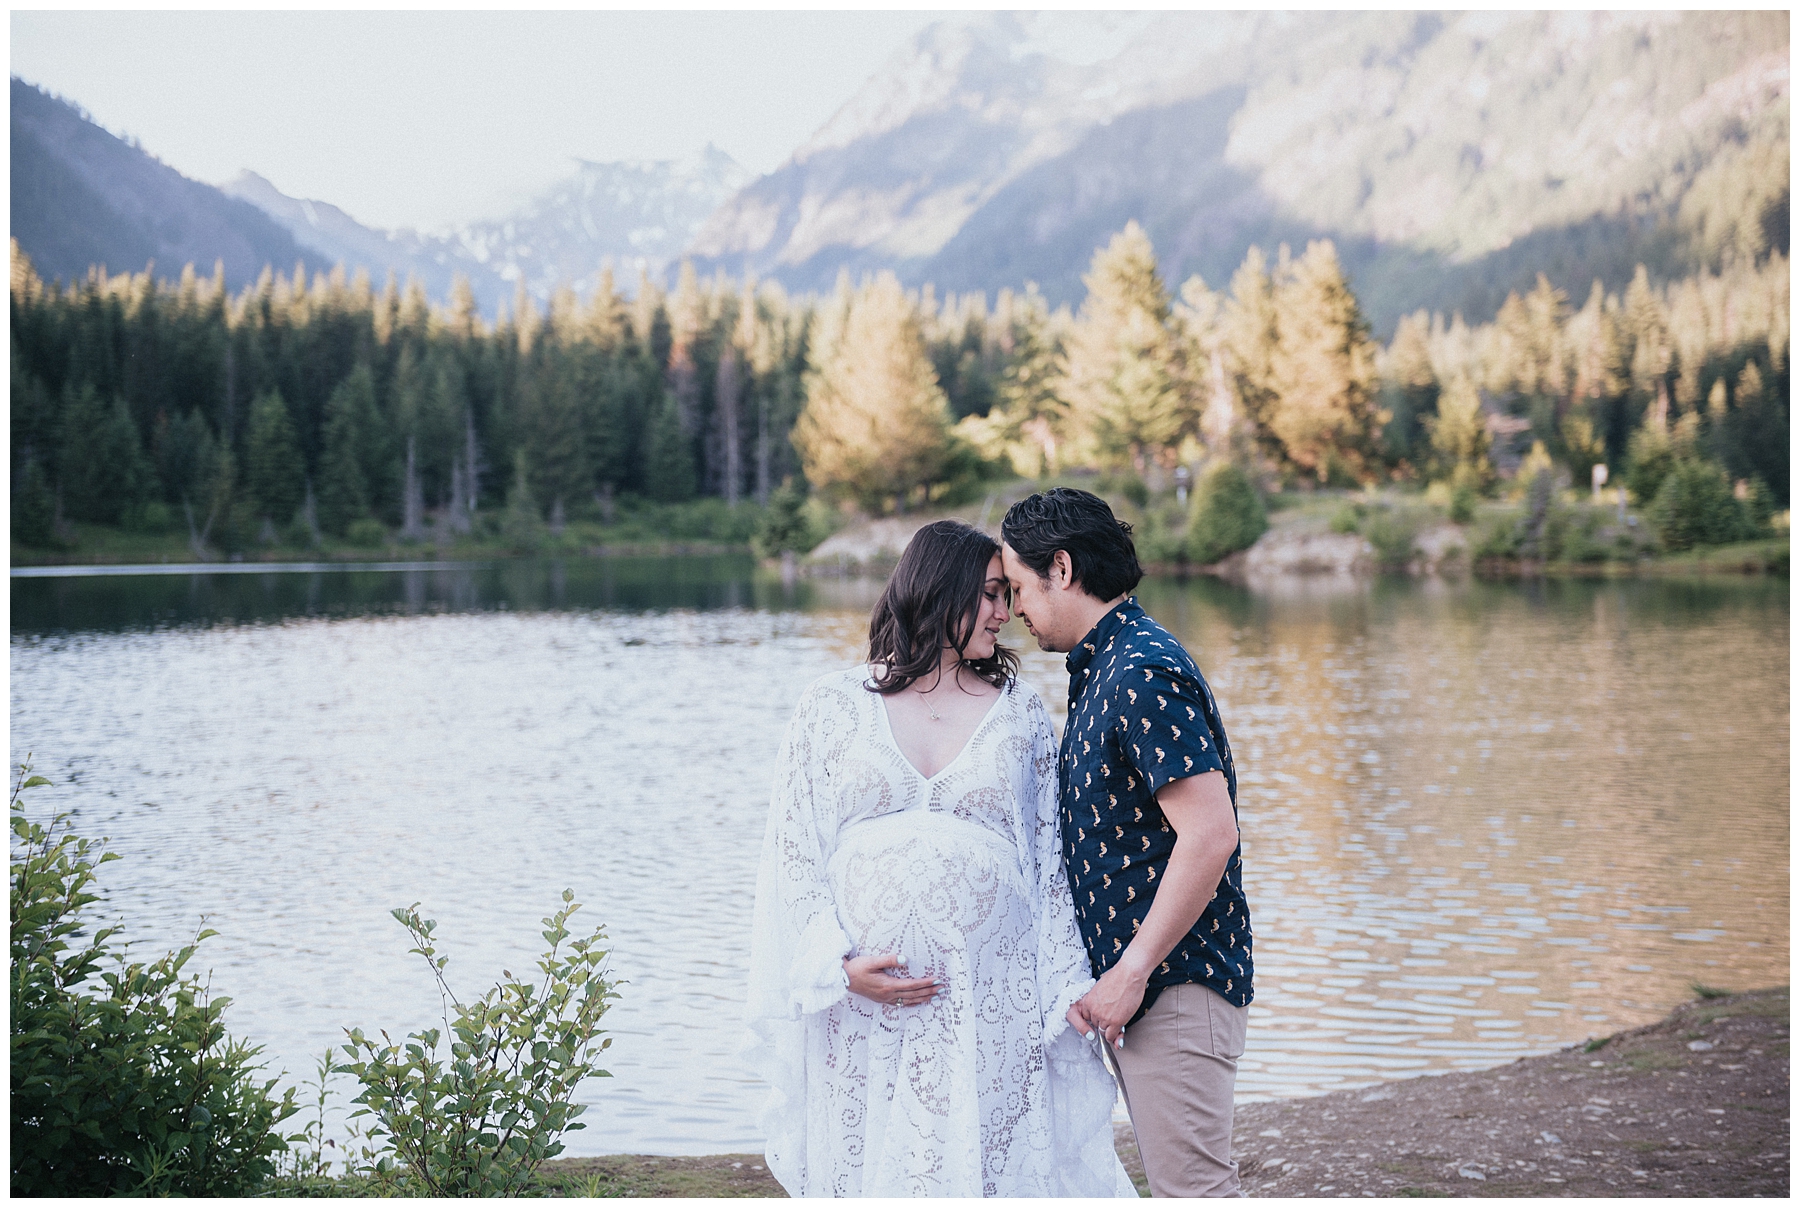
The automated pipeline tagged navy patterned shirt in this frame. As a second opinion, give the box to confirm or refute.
[1059,597,1253,1009]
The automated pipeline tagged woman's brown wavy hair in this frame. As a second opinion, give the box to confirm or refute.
[866,519,1018,695]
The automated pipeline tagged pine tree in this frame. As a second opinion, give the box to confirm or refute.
[1060,223,1189,473]
[1223,246,1282,467]
[500,447,545,551]
[644,391,697,503]
[793,272,953,513]
[12,456,56,546]
[244,389,304,524]
[1265,241,1382,484]
[1427,375,1494,491]
[518,348,590,517]
[1378,310,1439,468]
[990,305,1068,477]
[317,365,376,536]
[58,385,150,524]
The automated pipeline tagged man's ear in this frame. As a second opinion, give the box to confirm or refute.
[1051,549,1074,590]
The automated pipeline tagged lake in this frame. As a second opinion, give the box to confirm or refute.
[10,557,1789,1157]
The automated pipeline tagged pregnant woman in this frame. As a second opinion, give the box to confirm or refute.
[746,520,1132,1197]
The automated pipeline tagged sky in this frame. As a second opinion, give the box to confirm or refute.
[10,9,946,234]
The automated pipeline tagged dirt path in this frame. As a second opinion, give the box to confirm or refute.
[541,987,1786,1198]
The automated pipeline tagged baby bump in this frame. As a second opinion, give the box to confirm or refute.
[830,813,1025,976]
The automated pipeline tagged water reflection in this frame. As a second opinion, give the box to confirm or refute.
[8,560,1787,1153]
[10,556,849,633]
[1124,573,1789,1097]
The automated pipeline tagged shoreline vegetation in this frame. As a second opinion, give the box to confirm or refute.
[10,477,1789,580]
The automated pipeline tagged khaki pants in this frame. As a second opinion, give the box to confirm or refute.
[1111,982,1248,1197]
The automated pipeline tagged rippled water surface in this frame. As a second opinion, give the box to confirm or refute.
[11,560,1788,1155]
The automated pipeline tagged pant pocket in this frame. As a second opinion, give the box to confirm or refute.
[1206,986,1248,1059]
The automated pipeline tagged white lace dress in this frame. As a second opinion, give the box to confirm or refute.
[746,667,1135,1198]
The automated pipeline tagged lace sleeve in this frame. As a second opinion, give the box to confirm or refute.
[1023,690,1097,1050]
[748,683,855,1021]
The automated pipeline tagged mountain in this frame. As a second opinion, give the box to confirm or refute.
[225,148,751,313]
[10,77,324,291]
[218,170,512,312]
[687,11,1790,331]
[450,147,752,300]
[14,72,749,314]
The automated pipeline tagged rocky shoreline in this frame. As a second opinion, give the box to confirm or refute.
[540,986,1787,1198]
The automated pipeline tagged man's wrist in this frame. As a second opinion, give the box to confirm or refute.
[1111,948,1157,984]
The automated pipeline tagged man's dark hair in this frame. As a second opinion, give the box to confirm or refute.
[1001,488,1143,601]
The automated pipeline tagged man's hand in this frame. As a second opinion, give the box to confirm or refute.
[1076,960,1149,1047]
[1078,770,1238,1048]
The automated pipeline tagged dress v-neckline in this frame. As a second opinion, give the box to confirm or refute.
[875,680,1009,784]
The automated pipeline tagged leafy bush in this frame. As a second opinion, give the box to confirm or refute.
[1649,459,1756,549]
[1132,500,1189,566]
[1448,482,1478,524]
[1626,424,1678,504]
[753,478,817,557]
[339,894,617,1196]
[345,517,386,549]
[1359,503,1425,567]
[1185,462,1268,564]
[12,459,59,548]
[11,764,298,1196]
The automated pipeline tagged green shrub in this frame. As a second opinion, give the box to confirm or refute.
[1649,459,1754,550]
[339,894,618,1196]
[11,764,298,1196]
[1105,472,1149,508]
[1185,462,1268,564]
[1134,501,1189,565]
[11,458,58,547]
[1359,504,1424,567]
[753,478,816,557]
[1517,468,1558,559]
[345,517,386,549]
[1448,482,1478,524]
[1626,424,1678,505]
[1472,511,1523,559]
[123,500,175,535]
[1329,503,1362,534]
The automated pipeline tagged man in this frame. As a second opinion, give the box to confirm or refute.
[1000,487,1252,1198]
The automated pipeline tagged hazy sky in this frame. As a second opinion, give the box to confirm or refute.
[10,10,945,234]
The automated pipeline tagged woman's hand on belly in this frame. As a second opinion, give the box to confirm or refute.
[843,953,943,1008]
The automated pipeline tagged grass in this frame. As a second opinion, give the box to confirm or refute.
[537,1153,782,1198]
[1694,990,1789,1027]
[11,499,770,568]
[1621,1049,1687,1072]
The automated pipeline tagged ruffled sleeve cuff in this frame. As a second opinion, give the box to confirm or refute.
[787,911,854,1016]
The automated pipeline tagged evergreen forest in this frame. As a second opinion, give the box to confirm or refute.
[9,211,1788,560]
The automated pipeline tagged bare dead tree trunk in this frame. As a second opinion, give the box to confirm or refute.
[401,435,425,542]
[717,344,743,507]
[301,477,321,545]
[463,409,481,519]
[756,388,772,507]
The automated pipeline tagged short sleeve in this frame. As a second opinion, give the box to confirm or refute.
[1113,660,1224,795]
